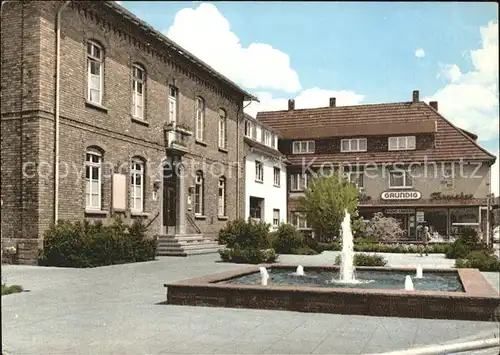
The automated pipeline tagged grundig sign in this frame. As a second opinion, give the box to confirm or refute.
[381,191,422,201]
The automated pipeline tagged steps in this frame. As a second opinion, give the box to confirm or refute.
[156,234,223,257]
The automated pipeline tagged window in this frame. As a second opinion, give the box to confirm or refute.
[255,161,264,182]
[345,168,364,189]
[257,127,263,143]
[244,121,252,137]
[271,134,277,149]
[251,124,257,140]
[194,171,204,215]
[195,97,205,141]
[388,136,416,151]
[218,109,227,149]
[85,150,102,209]
[273,167,281,187]
[290,173,308,191]
[218,177,226,217]
[273,209,280,227]
[389,169,413,188]
[168,86,177,123]
[341,138,367,152]
[132,65,145,119]
[291,212,308,229]
[87,41,103,105]
[264,131,271,146]
[249,197,263,220]
[129,159,144,212]
[292,140,315,154]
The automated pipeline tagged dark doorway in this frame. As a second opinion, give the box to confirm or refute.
[163,163,177,229]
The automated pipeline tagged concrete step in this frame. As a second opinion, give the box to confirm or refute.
[158,239,219,247]
[155,233,222,257]
[157,243,221,251]
[157,245,222,257]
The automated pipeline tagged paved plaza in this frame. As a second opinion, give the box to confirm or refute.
[2,251,499,354]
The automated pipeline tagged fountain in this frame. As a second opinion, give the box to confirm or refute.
[416,265,423,279]
[404,275,414,291]
[296,265,304,276]
[259,266,269,286]
[339,209,356,283]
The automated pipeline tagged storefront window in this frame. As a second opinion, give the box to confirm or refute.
[449,207,479,237]
[421,208,448,239]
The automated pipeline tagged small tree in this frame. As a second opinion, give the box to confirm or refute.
[364,212,404,241]
[299,173,358,239]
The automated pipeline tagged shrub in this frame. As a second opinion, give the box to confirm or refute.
[218,218,271,249]
[455,251,500,272]
[318,242,341,251]
[218,247,277,264]
[335,253,387,266]
[1,284,23,296]
[364,212,405,241]
[445,228,491,259]
[293,247,319,255]
[353,243,448,254]
[38,217,156,268]
[271,223,305,254]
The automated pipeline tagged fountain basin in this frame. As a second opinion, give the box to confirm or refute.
[164,265,499,322]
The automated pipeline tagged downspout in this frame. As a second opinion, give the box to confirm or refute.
[237,100,253,219]
[54,1,71,222]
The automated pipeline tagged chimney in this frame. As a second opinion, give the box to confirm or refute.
[329,97,336,108]
[288,99,295,111]
[412,90,419,103]
[429,101,438,111]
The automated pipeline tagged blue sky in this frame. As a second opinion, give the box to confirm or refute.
[119,1,498,192]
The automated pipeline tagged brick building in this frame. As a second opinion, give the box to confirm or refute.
[258,91,498,243]
[0,1,257,264]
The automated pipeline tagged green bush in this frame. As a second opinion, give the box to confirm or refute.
[353,243,448,254]
[445,228,491,259]
[293,247,319,255]
[218,218,271,249]
[455,251,500,272]
[218,247,277,264]
[271,223,306,254]
[335,253,387,266]
[318,241,341,251]
[1,284,23,296]
[38,217,157,268]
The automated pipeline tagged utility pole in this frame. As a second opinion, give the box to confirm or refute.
[486,193,491,247]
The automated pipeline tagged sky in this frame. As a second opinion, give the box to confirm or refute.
[117,1,499,196]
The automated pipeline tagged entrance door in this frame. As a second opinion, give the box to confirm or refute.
[163,165,177,231]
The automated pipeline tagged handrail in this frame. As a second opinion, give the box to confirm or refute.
[186,213,201,234]
[145,212,160,230]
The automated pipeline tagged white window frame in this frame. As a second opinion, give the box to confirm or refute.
[290,173,308,191]
[218,109,227,149]
[389,169,413,189]
[244,121,252,137]
[388,136,416,151]
[255,161,264,182]
[85,151,102,210]
[341,138,367,152]
[264,131,271,147]
[292,140,315,154]
[194,172,204,215]
[273,209,280,227]
[129,160,144,212]
[132,65,145,119]
[273,167,281,187]
[87,41,103,105]
[168,86,177,124]
[218,177,226,217]
[291,212,308,229]
[195,97,205,141]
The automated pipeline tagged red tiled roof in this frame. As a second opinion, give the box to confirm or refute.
[257,101,496,165]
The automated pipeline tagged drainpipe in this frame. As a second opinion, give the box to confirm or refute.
[54,1,71,222]
[237,100,253,219]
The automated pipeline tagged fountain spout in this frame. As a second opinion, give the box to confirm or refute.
[296,265,304,276]
[404,275,414,291]
[259,267,269,286]
[416,265,423,279]
[339,209,356,283]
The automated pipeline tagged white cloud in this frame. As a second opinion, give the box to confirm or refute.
[491,150,499,197]
[244,88,365,117]
[414,48,425,58]
[165,3,301,93]
[424,21,499,142]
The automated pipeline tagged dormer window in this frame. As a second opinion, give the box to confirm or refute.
[264,131,271,146]
[341,138,367,152]
[244,121,252,137]
[388,136,416,151]
[292,140,315,154]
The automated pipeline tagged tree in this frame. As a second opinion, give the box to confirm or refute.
[364,212,404,241]
[298,172,359,239]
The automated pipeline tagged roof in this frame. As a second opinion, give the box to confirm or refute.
[104,1,258,102]
[244,114,280,135]
[244,137,287,161]
[257,101,496,165]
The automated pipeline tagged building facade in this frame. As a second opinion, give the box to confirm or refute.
[243,115,288,229]
[258,92,497,242]
[0,1,256,264]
